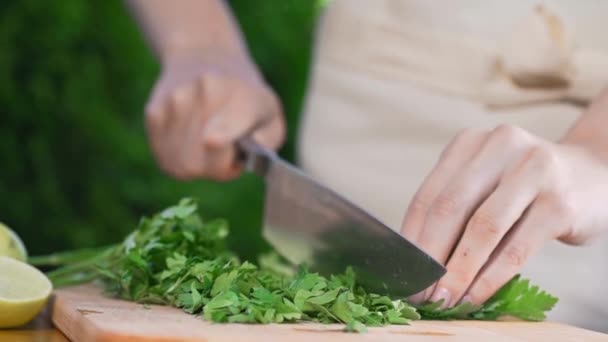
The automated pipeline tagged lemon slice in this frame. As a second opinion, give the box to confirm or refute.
[0,256,52,328]
[0,223,27,262]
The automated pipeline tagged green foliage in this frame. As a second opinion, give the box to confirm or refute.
[0,0,321,259]
[468,275,559,321]
[414,276,558,321]
[35,198,558,333]
[42,198,422,331]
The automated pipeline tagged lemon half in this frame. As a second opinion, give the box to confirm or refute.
[0,256,52,328]
[0,223,27,262]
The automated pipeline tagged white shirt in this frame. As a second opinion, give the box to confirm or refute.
[298,0,608,332]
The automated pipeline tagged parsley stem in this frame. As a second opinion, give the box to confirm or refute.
[29,244,118,267]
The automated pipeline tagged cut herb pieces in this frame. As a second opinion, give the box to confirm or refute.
[35,198,558,332]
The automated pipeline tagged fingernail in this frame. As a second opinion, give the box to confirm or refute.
[430,288,451,309]
[423,284,438,302]
[458,294,473,305]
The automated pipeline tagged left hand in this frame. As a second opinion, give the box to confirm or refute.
[401,124,608,307]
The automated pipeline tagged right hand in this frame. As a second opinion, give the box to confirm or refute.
[144,53,285,180]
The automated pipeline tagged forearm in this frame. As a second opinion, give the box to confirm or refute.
[561,90,608,162]
[125,0,251,65]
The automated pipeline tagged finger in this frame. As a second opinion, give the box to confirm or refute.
[166,85,204,179]
[202,117,284,181]
[146,95,185,177]
[145,79,174,133]
[202,140,241,181]
[145,100,168,157]
[145,78,178,166]
[198,71,231,110]
[201,91,281,180]
[417,125,532,263]
[464,194,572,305]
[203,86,279,149]
[168,83,198,119]
[428,157,541,307]
[401,128,488,243]
[419,125,535,303]
[402,129,488,303]
[252,112,286,151]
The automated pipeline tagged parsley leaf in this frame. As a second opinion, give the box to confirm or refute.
[469,275,558,321]
[415,275,558,321]
[38,198,558,332]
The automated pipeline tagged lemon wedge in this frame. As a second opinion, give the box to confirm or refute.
[0,223,27,262]
[0,256,52,328]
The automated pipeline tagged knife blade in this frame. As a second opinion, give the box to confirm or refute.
[238,138,446,298]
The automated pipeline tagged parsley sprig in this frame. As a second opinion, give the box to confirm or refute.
[31,198,558,332]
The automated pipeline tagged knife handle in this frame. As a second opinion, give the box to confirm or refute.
[237,137,273,177]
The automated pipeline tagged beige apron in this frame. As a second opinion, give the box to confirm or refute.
[298,0,608,332]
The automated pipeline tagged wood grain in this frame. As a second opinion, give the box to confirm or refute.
[52,285,608,342]
[0,300,69,342]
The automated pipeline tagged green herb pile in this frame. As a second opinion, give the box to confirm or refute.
[30,198,558,333]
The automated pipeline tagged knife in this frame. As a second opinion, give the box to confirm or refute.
[238,138,446,298]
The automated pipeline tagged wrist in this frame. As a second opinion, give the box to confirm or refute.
[559,137,608,167]
[161,41,246,66]
[161,44,262,82]
[559,91,608,163]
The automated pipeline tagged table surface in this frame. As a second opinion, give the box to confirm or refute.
[3,300,607,342]
[0,305,69,342]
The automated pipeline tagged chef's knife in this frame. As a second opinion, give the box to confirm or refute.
[238,138,445,297]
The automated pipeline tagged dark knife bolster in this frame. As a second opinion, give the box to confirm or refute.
[237,138,275,177]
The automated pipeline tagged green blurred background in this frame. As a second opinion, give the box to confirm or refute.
[0,0,323,260]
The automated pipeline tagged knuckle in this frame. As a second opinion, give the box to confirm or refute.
[540,193,577,222]
[493,123,521,138]
[445,265,475,291]
[431,191,460,218]
[145,105,165,129]
[455,127,481,141]
[469,210,502,238]
[516,145,559,182]
[197,73,215,96]
[529,145,551,160]
[170,85,194,111]
[441,128,487,160]
[491,124,526,146]
[558,225,584,245]
[448,128,482,149]
[528,145,557,170]
[501,243,528,267]
[200,72,229,96]
[408,194,432,215]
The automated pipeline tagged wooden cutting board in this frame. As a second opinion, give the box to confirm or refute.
[52,285,608,342]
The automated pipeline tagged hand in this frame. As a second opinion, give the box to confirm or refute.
[401,124,608,307]
[144,53,285,180]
